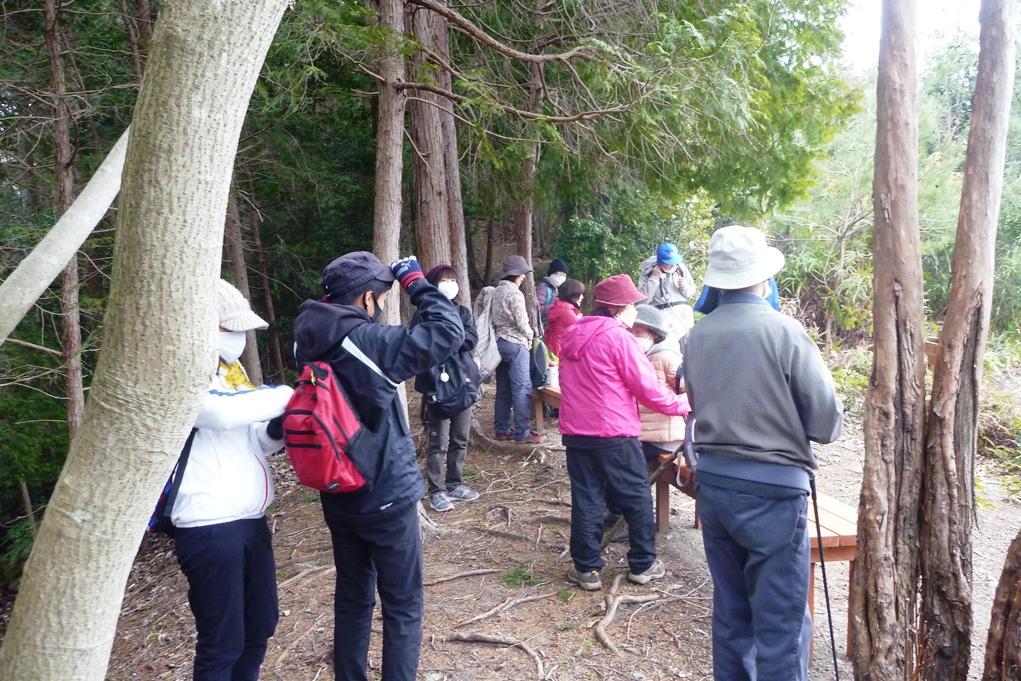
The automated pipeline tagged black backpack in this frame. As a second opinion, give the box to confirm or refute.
[146,429,198,537]
[424,359,479,419]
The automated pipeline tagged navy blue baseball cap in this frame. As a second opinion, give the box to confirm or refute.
[322,251,395,300]
[656,243,682,266]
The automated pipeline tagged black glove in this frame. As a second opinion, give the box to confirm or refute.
[267,415,284,441]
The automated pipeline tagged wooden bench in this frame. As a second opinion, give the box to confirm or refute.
[533,385,561,434]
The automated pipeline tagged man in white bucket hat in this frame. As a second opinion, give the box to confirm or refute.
[682,226,843,681]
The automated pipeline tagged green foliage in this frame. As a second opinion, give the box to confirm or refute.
[500,567,543,588]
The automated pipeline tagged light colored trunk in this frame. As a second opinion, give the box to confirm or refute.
[919,1,1015,678]
[0,129,128,349]
[982,527,1021,680]
[0,2,288,679]
[43,0,86,436]
[410,6,452,272]
[851,1,927,678]
[224,190,263,384]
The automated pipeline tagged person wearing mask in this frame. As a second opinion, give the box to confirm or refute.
[543,278,585,358]
[411,264,481,513]
[638,243,697,338]
[557,275,690,591]
[535,258,568,326]
[490,254,541,444]
[630,305,688,468]
[172,279,293,681]
[683,226,843,681]
[293,252,464,681]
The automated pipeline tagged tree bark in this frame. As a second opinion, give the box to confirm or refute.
[514,62,543,330]
[248,206,286,382]
[0,129,128,349]
[0,2,288,678]
[43,0,86,437]
[370,0,407,330]
[983,528,1021,681]
[409,5,452,272]
[224,190,263,384]
[919,2,1015,678]
[433,1,470,304]
[851,1,927,679]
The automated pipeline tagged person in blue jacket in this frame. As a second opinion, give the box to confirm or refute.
[293,252,464,681]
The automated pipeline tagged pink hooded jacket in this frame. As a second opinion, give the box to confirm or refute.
[558,316,690,438]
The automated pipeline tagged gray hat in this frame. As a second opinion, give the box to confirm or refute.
[322,251,395,300]
[500,254,533,278]
[218,279,268,331]
[633,304,671,341]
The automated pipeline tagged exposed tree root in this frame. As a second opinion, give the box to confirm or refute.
[593,574,661,656]
[440,631,544,678]
[424,568,500,587]
[456,591,558,628]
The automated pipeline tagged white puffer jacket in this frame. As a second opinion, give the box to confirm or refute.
[171,368,292,529]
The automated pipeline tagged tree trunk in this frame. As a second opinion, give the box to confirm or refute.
[0,2,288,679]
[851,1,927,678]
[514,62,543,330]
[918,2,1015,678]
[43,0,86,437]
[983,528,1021,681]
[19,478,38,538]
[484,214,495,284]
[224,190,263,384]
[0,129,128,349]
[370,0,407,327]
[409,6,452,272]
[248,206,286,382]
[433,1,470,304]
[119,0,144,80]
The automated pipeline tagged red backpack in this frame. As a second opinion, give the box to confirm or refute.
[282,361,366,493]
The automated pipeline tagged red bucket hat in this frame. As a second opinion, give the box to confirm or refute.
[593,274,645,306]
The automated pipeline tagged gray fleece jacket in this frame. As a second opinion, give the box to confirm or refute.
[682,292,842,478]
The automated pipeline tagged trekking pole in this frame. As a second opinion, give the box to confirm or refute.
[809,476,840,681]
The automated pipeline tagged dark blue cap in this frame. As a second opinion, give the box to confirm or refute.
[322,251,395,299]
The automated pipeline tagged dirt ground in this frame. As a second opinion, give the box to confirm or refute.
[94,382,1021,681]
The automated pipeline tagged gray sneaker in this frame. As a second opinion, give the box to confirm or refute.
[430,492,454,512]
[447,484,480,502]
[628,558,666,585]
[567,568,602,591]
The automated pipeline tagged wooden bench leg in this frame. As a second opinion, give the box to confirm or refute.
[533,390,544,434]
[655,481,670,533]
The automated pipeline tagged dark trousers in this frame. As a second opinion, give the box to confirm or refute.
[425,405,472,494]
[566,438,655,574]
[322,501,423,681]
[494,339,532,439]
[174,517,279,681]
[697,481,812,681]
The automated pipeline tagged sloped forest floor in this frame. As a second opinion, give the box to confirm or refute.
[91,379,1021,681]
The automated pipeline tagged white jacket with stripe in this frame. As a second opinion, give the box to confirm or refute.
[171,368,292,529]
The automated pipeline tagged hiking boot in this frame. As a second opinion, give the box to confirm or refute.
[567,567,602,591]
[430,492,454,512]
[515,432,543,445]
[628,559,666,585]
[495,433,513,441]
[448,484,480,502]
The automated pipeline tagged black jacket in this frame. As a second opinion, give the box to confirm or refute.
[293,284,464,518]
[411,304,480,394]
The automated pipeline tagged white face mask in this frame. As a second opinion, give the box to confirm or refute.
[617,305,638,328]
[635,335,654,353]
[217,330,247,364]
[549,272,567,287]
[437,280,459,300]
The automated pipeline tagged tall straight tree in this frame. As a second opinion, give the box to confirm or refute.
[919,0,1016,678]
[0,1,289,678]
[851,0,927,678]
[224,190,264,384]
[42,0,86,436]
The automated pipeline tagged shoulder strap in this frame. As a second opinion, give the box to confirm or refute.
[162,428,198,520]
